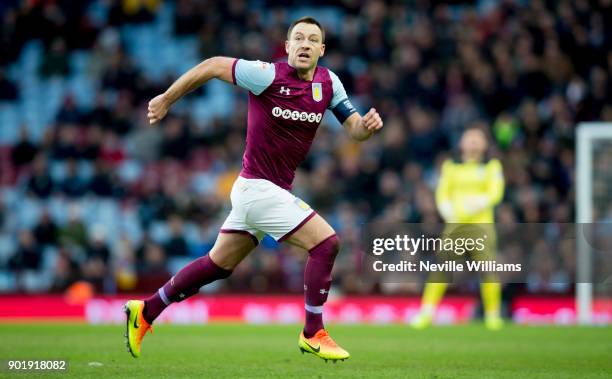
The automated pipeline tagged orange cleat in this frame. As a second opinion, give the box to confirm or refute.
[298,329,350,362]
[123,300,153,358]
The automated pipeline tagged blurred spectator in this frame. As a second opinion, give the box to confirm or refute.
[114,236,137,291]
[77,125,103,161]
[86,225,111,264]
[81,256,107,293]
[33,211,58,246]
[174,0,203,35]
[492,112,520,150]
[99,131,126,166]
[8,230,42,271]
[526,240,570,293]
[59,159,88,198]
[59,205,88,248]
[49,246,80,292]
[56,96,82,125]
[137,241,170,292]
[164,214,189,257]
[406,106,447,169]
[89,159,115,197]
[87,95,113,128]
[126,122,163,162]
[52,126,80,160]
[109,94,134,135]
[161,117,191,161]
[11,128,39,168]
[101,50,138,91]
[0,68,18,100]
[0,9,19,66]
[26,154,54,198]
[39,38,71,77]
[109,0,161,25]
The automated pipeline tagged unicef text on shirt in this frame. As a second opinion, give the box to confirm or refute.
[272,107,323,123]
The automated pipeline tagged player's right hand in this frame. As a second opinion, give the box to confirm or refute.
[147,94,171,125]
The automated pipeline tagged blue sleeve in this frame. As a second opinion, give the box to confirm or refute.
[232,59,275,95]
[328,70,357,123]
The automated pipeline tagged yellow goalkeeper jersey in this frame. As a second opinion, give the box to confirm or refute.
[435,157,504,223]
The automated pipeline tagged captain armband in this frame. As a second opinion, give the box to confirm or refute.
[331,98,357,124]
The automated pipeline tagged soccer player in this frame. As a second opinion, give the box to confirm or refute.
[411,127,505,330]
[124,17,383,361]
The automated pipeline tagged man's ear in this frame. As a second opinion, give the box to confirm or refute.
[285,41,289,54]
[320,44,325,57]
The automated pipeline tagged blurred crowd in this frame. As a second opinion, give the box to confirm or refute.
[0,0,611,300]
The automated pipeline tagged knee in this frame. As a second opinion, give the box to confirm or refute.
[309,234,340,260]
[327,234,340,253]
[209,250,238,271]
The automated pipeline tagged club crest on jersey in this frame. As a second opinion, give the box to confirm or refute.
[312,83,322,102]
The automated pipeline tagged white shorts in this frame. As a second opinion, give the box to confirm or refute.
[220,176,316,244]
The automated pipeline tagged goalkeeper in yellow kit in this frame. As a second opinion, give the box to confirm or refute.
[411,127,505,330]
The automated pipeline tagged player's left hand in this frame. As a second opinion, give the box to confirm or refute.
[362,108,383,134]
[147,93,171,125]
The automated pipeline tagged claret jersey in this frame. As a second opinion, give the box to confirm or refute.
[231,59,356,190]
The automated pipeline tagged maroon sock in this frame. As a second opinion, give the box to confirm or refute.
[143,254,231,324]
[303,234,339,338]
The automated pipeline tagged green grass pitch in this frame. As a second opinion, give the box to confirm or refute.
[0,323,610,378]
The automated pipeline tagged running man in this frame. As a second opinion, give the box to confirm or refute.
[124,16,383,362]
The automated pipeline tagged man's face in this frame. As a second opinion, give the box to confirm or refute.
[286,22,325,71]
[460,129,488,157]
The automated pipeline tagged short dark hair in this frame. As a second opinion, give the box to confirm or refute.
[287,16,325,42]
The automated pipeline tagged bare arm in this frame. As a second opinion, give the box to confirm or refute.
[342,108,383,141]
[147,56,235,124]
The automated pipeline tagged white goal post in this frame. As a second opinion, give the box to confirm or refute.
[576,123,612,324]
